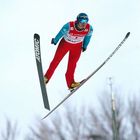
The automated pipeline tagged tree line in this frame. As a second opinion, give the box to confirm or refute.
[0,88,140,140]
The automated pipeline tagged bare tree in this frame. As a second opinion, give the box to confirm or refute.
[0,117,19,140]
[63,104,88,140]
[127,92,140,140]
[1,89,140,140]
[27,106,88,140]
[26,88,140,140]
[27,89,126,140]
[26,116,55,140]
[84,87,127,140]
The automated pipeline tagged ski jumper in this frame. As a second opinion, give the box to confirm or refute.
[44,21,93,88]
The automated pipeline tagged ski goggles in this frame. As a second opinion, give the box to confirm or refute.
[79,19,88,23]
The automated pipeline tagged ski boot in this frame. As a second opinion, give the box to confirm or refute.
[69,81,81,90]
[44,77,49,84]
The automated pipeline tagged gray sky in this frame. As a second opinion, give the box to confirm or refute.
[0,0,140,134]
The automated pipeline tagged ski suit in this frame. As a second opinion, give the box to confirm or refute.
[44,21,93,88]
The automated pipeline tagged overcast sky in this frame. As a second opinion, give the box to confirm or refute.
[0,0,140,135]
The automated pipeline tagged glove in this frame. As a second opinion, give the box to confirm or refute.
[51,38,57,45]
[82,47,86,52]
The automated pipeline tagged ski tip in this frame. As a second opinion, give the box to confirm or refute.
[34,33,40,39]
[125,32,130,39]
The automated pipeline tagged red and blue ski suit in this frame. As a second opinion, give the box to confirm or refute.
[45,21,93,88]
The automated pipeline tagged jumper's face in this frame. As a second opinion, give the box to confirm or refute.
[77,22,87,30]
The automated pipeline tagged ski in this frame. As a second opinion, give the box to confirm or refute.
[42,32,130,119]
[34,33,50,110]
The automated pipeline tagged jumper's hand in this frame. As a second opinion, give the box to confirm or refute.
[82,47,86,52]
[51,38,57,45]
